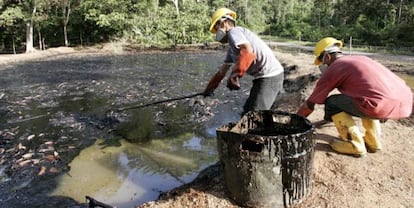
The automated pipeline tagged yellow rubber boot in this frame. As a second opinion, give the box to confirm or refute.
[330,112,367,157]
[361,118,382,152]
[332,114,349,141]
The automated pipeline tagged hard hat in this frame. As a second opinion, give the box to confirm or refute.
[314,37,343,65]
[209,8,237,34]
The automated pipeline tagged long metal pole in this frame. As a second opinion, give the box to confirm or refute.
[115,92,204,112]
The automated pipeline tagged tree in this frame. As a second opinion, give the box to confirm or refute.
[24,0,37,53]
[57,0,80,46]
[171,0,179,16]
[0,3,25,53]
[1,0,414,53]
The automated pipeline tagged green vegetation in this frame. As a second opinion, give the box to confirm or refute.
[1,0,413,54]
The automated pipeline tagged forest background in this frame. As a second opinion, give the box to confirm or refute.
[1,0,413,54]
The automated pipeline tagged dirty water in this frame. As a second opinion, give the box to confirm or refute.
[50,137,216,208]
[1,49,413,208]
[0,51,248,207]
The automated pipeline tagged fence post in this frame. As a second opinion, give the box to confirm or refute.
[349,36,352,55]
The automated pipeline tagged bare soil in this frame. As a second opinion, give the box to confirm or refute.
[1,45,413,208]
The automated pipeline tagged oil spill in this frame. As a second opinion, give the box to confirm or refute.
[0,51,233,207]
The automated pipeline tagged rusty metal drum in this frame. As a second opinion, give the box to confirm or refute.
[216,110,315,208]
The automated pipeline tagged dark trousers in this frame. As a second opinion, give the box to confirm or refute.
[242,73,284,115]
[324,94,367,121]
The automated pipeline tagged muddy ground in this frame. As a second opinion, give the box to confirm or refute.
[0,44,413,208]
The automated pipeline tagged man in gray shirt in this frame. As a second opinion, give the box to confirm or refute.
[203,8,284,115]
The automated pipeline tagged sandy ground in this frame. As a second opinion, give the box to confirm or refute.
[1,45,413,208]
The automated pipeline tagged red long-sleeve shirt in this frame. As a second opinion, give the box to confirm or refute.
[308,55,413,119]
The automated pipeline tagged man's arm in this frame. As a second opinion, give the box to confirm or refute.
[203,63,232,96]
[297,100,315,117]
[227,43,256,90]
[232,43,255,77]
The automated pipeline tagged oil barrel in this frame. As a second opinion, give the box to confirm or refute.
[216,110,315,208]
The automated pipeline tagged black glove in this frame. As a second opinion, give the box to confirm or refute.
[227,76,240,90]
[202,90,214,97]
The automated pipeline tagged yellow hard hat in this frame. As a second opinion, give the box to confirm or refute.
[209,8,237,34]
[314,37,343,65]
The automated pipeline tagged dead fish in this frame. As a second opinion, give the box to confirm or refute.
[38,166,47,176]
[27,134,35,141]
[38,146,55,153]
[10,178,33,191]
[21,153,34,159]
[6,148,16,154]
[18,159,32,167]
[17,143,26,150]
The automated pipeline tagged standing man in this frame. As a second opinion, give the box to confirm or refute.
[297,37,413,157]
[203,8,284,116]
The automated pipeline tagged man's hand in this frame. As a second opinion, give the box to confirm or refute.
[297,101,314,117]
[203,89,215,97]
[203,64,231,97]
[227,75,240,90]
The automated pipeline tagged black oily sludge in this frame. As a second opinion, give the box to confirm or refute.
[216,110,315,208]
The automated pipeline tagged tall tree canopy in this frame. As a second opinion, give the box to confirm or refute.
[1,0,413,53]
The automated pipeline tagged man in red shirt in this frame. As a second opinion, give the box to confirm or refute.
[297,37,413,157]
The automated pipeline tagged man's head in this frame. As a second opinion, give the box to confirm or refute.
[209,8,237,43]
[209,8,237,33]
[314,37,343,66]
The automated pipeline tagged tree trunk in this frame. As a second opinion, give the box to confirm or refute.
[62,0,71,47]
[12,36,16,54]
[25,4,36,53]
[63,25,68,46]
[172,0,179,17]
[80,32,83,46]
[38,29,43,50]
[398,0,403,24]
[26,22,35,53]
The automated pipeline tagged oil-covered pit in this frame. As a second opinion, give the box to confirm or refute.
[0,51,243,207]
[1,49,412,208]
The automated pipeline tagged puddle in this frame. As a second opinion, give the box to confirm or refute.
[51,135,217,207]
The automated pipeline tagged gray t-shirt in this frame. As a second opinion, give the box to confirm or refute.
[224,26,283,79]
